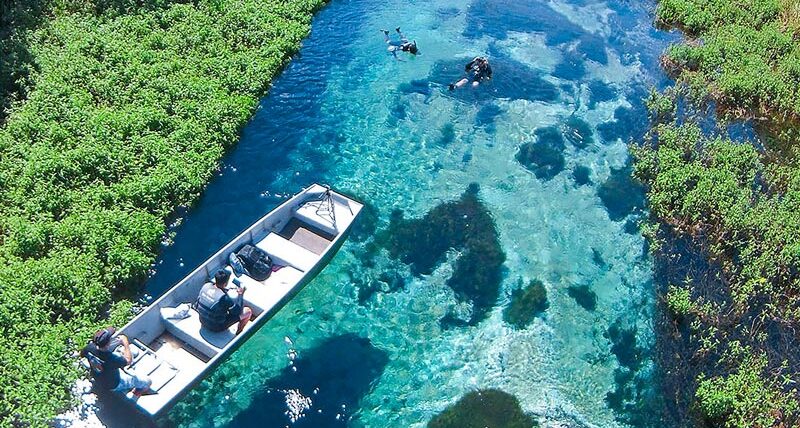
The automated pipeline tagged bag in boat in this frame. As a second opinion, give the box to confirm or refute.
[229,252,249,277]
[237,244,272,281]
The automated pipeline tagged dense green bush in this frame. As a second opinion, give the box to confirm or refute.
[696,351,798,427]
[0,0,325,424]
[657,0,800,118]
[640,0,800,425]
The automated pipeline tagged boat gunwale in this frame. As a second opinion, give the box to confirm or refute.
[114,183,363,418]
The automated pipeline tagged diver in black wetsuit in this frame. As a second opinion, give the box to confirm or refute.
[382,27,418,58]
[449,56,492,90]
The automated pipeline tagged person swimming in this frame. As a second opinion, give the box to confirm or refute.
[382,27,418,58]
[449,56,492,90]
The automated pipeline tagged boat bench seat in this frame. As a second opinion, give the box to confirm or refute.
[294,200,350,236]
[255,232,318,272]
[161,309,236,359]
[230,267,305,313]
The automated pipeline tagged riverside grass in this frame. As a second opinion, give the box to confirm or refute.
[635,0,800,426]
[0,0,325,424]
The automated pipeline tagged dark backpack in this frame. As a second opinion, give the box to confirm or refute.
[237,244,272,280]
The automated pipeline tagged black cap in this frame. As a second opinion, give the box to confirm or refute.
[93,327,116,347]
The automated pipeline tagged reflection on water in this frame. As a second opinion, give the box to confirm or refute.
[144,0,683,426]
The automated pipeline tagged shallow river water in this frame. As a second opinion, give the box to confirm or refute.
[144,0,680,426]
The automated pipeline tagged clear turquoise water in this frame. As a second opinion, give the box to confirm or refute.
[145,0,680,426]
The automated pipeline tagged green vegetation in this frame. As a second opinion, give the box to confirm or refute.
[566,284,596,311]
[696,349,798,428]
[0,0,324,425]
[636,0,800,426]
[657,0,800,119]
[427,389,538,428]
[503,279,548,329]
[664,284,693,318]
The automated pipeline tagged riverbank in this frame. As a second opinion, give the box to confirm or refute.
[0,0,325,424]
[635,0,800,426]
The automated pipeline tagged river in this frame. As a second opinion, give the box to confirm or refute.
[144,0,680,426]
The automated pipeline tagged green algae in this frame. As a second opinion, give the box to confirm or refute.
[382,183,505,326]
[567,284,597,311]
[428,389,539,428]
[503,279,549,329]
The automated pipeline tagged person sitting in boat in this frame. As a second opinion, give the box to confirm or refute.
[195,269,253,335]
[449,56,492,90]
[81,327,152,396]
[382,27,418,58]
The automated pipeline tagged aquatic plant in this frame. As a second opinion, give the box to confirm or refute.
[563,115,595,149]
[427,389,539,428]
[0,0,326,423]
[383,184,505,325]
[516,127,566,181]
[573,165,592,186]
[597,167,645,221]
[503,279,549,329]
[567,284,597,311]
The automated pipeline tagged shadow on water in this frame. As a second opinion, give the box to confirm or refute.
[226,334,389,428]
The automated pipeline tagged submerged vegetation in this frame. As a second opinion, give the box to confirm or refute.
[503,279,548,329]
[637,0,800,425]
[383,184,506,326]
[427,389,538,428]
[0,0,324,424]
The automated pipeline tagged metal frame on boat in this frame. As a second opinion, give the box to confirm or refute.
[105,184,362,418]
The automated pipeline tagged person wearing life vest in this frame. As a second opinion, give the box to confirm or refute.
[194,269,253,334]
[81,327,152,396]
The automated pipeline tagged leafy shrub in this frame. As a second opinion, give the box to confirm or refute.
[696,352,798,427]
[665,285,693,318]
[0,0,325,424]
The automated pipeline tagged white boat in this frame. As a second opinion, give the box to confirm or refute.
[106,184,362,418]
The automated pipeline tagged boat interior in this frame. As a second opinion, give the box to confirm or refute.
[111,186,360,416]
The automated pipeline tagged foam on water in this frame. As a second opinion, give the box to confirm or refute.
[125,0,685,426]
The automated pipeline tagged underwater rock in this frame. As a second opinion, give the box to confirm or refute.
[503,279,549,329]
[567,284,597,311]
[573,165,592,186]
[516,127,565,180]
[383,183,505,326]
[428,389,539,428]
[597,167,646,221]
[562,115,594,149]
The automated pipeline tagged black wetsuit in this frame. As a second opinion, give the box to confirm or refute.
[465,57,492,82]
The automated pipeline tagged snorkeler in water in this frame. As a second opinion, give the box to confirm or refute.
[449,56,492,90]
[382,27,418,58]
